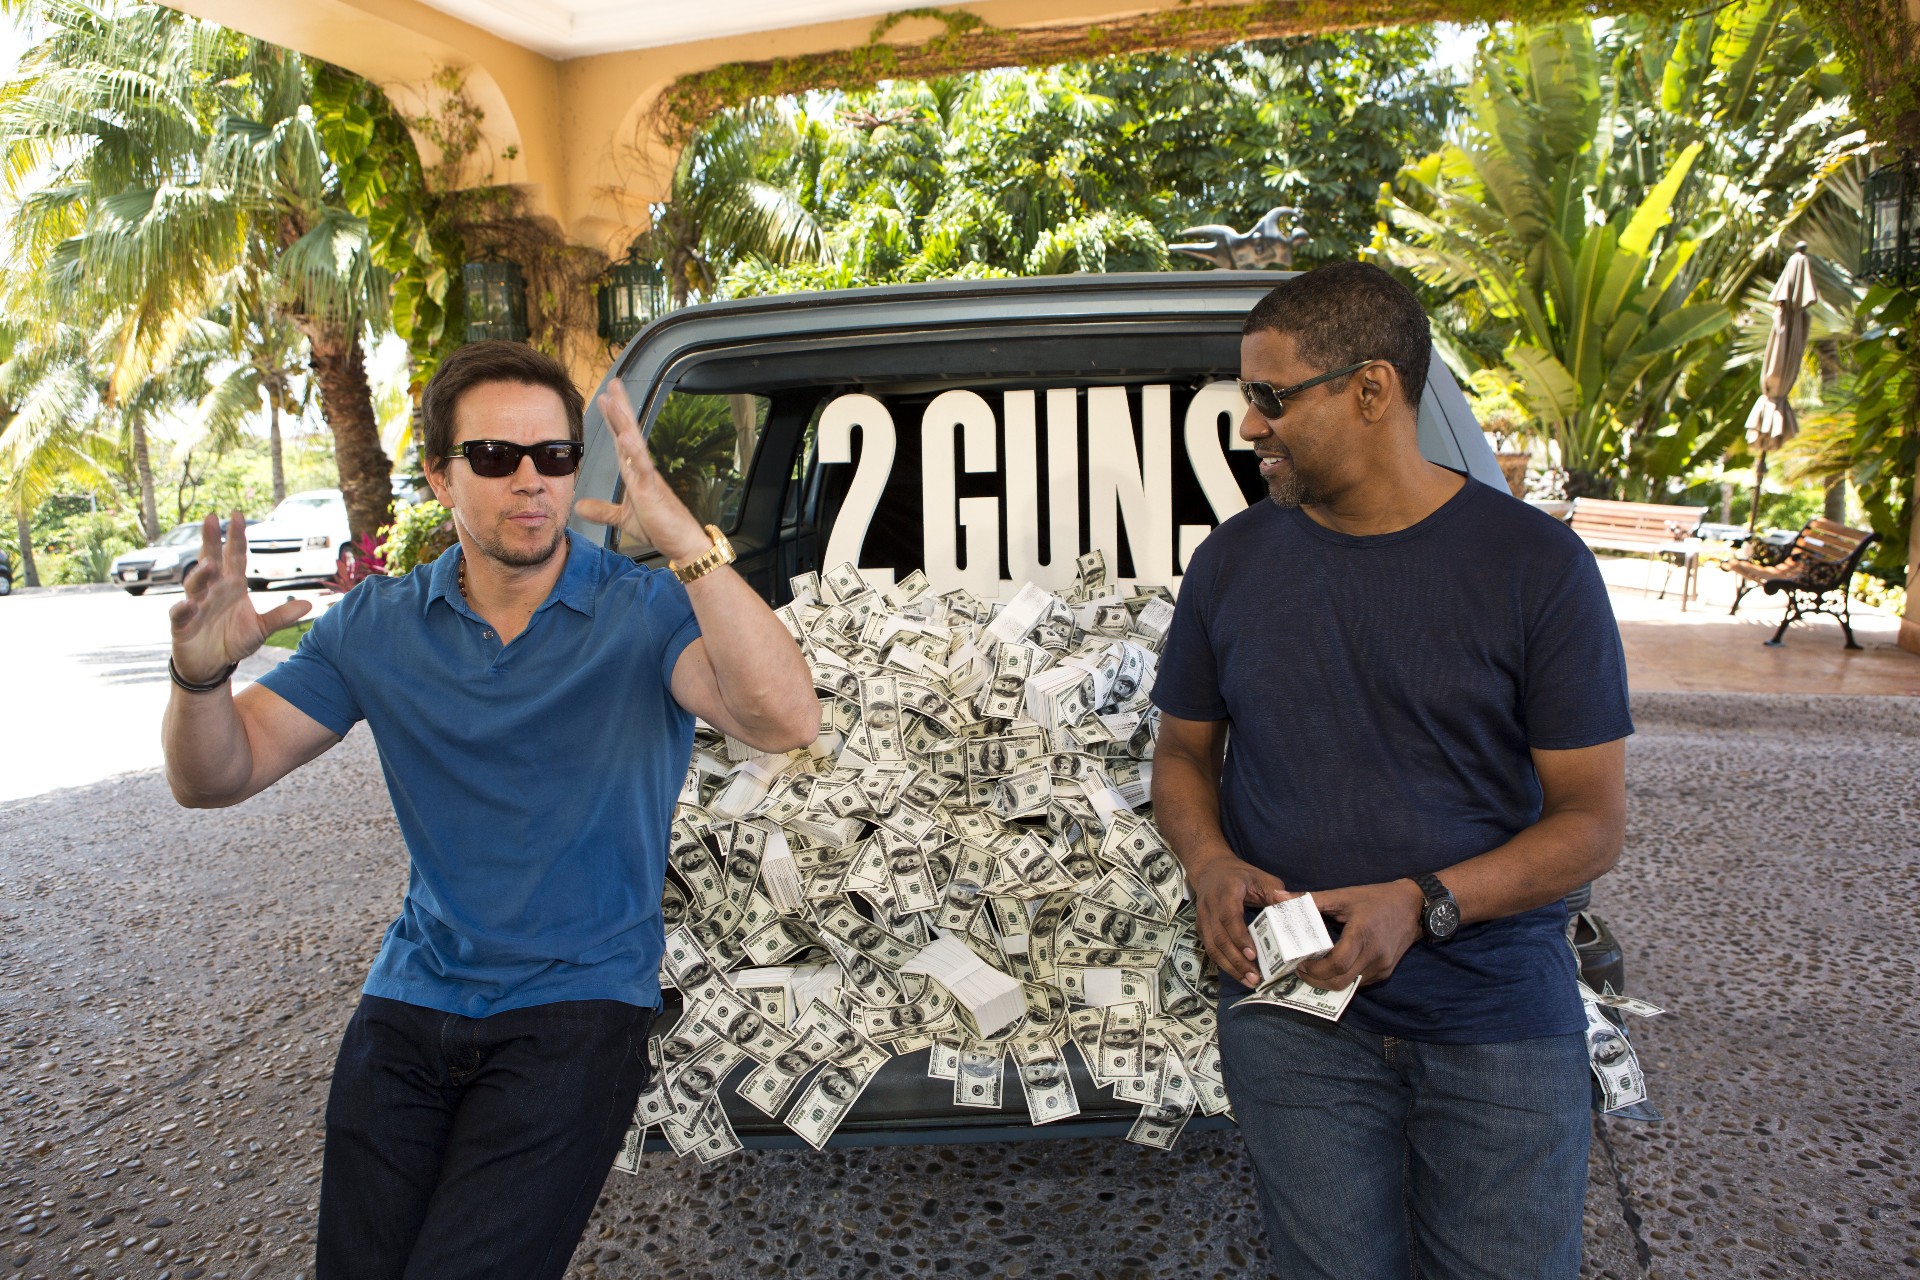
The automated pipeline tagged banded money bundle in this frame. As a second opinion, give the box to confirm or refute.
[616,553,1231,1168]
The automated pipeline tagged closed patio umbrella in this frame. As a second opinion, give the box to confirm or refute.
[1743,243,1819,535]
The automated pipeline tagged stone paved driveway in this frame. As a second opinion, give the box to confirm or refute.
[2,693,1916,1279]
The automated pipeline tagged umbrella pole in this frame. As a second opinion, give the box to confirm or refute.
[1748,448,1769,538]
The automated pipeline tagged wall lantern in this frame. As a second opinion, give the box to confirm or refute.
[462,258,530,343]
[596,255,670,346]
[1861,152,1918,289]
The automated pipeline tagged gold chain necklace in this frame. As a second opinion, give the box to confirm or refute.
[458,556,468,599]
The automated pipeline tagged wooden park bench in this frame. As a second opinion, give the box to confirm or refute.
[1728,518,1879,648]
[1567,498,1707,610]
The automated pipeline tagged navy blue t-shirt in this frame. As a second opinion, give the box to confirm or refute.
[1151,476,1632,1043]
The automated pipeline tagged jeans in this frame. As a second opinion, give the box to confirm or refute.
[1220,1000,1590,1280]
[317,994,654,1280]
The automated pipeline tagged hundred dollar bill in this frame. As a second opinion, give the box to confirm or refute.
[1070,901,1180,952]
[737,1004,844,1118]
[1578,982,1665,1019]
[785,1038,890,1150]
[662,927,728,1003]
[860,674,905,762]
[1240,970,1360,1023]
[1095,1001,1149,1080]
[695,989,800,1065]
[1583,997,1649,1113]
[980,641,1039,721]
[954,1045,1004,1109]
[1084,867,1171,922]
[1012,1038,1080,1125]
[814,901,919,968]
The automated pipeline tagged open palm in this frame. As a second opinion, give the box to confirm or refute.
[168,511,311,681]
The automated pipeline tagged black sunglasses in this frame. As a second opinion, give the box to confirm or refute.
[444,439,584,478]
[1238,360,1379,420]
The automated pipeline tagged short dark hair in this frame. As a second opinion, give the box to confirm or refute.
[421,340,585,467]
[1242,261,1431,412]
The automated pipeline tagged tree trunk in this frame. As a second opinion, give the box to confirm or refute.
[268,392,286,505]
[1816,340,1846,525]
[1824,479,1848,523]
[130,414,160,542]
[297,318,392,543]
[15,494,38,588]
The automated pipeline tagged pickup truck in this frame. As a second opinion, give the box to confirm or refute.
[568,271,1628,1149]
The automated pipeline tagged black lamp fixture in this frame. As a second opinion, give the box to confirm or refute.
[596,254,670,347]
[462,256,530,343]
[1861,150,1919,289]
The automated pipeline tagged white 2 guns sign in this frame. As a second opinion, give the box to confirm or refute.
[817,381,1258,598]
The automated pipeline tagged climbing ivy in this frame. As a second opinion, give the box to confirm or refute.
[1795,0,1920,148]
[657,0,1701,142]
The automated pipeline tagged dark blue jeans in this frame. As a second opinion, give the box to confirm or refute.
[318,994,654,1280]
[1220,999,1590,1280]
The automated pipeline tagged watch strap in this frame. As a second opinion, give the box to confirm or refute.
[1414,872,1450,904]
[669,524,736,584]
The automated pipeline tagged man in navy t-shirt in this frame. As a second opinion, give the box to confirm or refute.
[1151,263,1630,1279]
[160,342,819,1279]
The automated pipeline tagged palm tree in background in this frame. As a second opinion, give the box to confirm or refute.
[0,311,121,586]
[643,103,827,306]
[0,1,394,540]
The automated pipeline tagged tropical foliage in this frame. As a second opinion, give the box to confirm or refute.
[644,31,1457,299]
[1380,6,1857,498]
[0,0,406,558]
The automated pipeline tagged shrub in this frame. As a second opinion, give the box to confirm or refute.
[43,511,142,583]
[382,499,456,575]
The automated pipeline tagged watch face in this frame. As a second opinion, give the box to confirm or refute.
[1425,899,1460,940]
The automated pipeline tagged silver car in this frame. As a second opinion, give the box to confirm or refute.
[109,520,240,595]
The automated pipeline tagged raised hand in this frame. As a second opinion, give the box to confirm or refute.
[1187,853,1289,988]
[168,511,310,683]
[574,381,712,563]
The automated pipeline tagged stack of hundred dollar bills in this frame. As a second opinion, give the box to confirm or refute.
[615,552,1234,1169]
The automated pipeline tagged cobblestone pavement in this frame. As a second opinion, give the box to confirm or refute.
[2,692,1916,1279]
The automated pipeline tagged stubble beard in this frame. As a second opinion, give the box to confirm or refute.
[1265,464,1330,509]
[456,508,567,569]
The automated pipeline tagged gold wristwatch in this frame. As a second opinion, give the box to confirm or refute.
[668,524,737,584]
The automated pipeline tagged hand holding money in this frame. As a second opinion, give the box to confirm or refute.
[1185,852,1288,988]
[1292,879,1427,990]
[1249,895,1333,982]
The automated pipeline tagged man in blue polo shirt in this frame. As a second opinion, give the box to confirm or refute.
[1151,263,1631,1279]
[160,341,819,1279]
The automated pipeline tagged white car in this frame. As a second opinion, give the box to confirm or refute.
[245,489,350,589]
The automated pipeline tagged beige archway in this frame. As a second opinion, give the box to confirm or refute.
[160,0,1415,257]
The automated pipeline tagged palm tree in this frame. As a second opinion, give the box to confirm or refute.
[189,294,308,505]
[0,313,121,586]
[201,41,394,538]
[643,102,827,306]
[1379,8,1856,498]
[0,3,395,541]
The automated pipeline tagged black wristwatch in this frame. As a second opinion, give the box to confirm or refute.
[1414,873,1460,942]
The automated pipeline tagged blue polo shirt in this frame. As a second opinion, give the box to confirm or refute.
[257,530,701,1018]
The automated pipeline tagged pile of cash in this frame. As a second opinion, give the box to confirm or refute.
[616,554,1231,1168]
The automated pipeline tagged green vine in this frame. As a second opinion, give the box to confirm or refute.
[1796,0,1920,148]
[656,0,1703,142]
